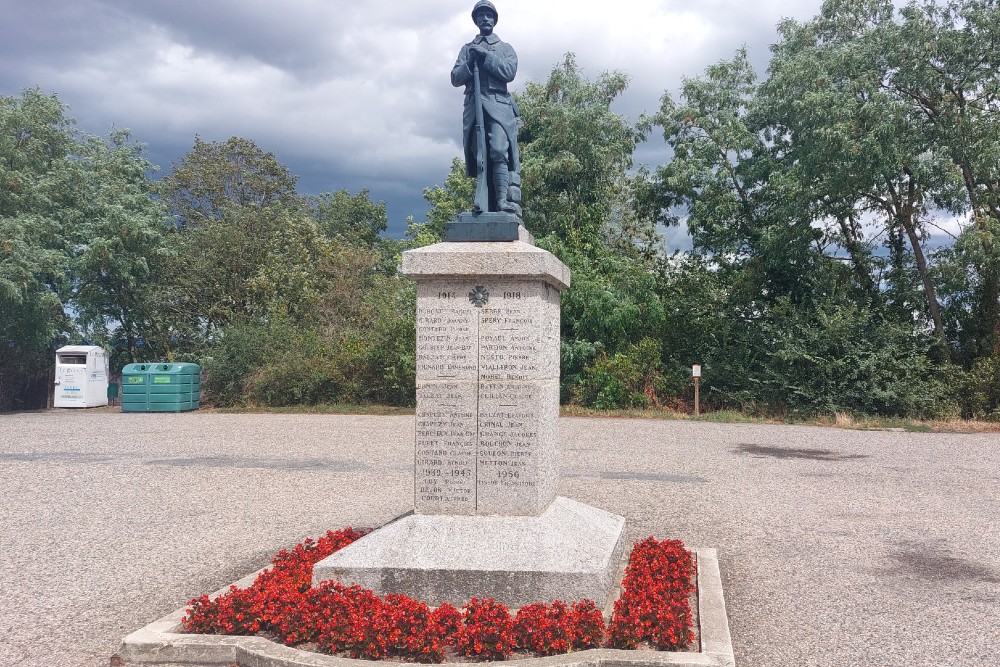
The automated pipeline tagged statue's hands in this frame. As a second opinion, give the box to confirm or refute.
[468,45,488,64]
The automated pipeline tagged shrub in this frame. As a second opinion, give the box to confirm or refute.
[959,354,1000,420]
[577,338,667,409]
[315,584,389,658]
[181,528,364,637]
[570,599,607,649]
[513,601,573,655]
[701,300,959,419]
[455,598,515,660]
[607,537,695,650]
[513,599,606,655]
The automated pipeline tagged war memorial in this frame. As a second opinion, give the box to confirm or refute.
[116,3,732,665]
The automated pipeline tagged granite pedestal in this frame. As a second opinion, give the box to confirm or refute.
[313,226,626,608]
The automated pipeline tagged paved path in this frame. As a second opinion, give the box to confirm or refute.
[1,410,997,666]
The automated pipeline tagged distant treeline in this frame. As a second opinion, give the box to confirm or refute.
[2,0,998,419]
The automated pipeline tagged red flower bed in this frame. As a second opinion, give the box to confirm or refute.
[181,530,695,662]
[512,599,606,655]
[607,536,696,650]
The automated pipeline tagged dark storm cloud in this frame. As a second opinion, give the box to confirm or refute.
[1,0,830,235]
[104,1,450,80]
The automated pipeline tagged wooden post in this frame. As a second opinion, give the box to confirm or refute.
[692,364,701,417]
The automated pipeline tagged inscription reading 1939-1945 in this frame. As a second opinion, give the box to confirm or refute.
[415,281,551,514]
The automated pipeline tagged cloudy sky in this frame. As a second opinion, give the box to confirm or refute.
[3,0,834,238]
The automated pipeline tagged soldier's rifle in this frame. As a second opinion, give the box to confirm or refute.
[472,55,489,213]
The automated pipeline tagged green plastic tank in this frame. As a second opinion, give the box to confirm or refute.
[121,363,200,412]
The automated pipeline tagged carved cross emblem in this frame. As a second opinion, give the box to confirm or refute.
[468,285,490,308]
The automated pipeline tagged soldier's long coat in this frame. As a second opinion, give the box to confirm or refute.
[451,32,521,177]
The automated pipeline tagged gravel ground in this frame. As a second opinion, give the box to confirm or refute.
[1,409,997,667]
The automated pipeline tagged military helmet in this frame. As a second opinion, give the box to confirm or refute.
[471,0,498,23]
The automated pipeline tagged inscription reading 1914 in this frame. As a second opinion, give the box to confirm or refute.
[415,283,548,514]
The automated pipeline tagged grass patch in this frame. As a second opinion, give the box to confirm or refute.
[563,405,999,432]
[690,410,756,423]
[816,412,933,432]
[215,403,415,416]
[560,405,686,420]
[209,402,1000,433]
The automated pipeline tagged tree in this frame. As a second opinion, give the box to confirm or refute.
[158,137,304,337]
[68,130,174,369]
[760,0,969,350]
[517,53,655,254]
[405,157,474,246]
[650,34,960,416]
[888,0,1000,356]
[1,90,87,408]
[655,48,842,308]
[159,135,298,228]
[307,187,402,274]
[548,235,668,405]
[1,90,176,407]
[308,188,387,248]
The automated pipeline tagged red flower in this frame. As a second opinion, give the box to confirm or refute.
[455,598,514,659]
[182,530,696,660]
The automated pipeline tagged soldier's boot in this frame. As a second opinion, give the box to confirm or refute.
[492,162,517,213]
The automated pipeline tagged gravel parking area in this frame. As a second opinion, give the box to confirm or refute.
[1,410,997,666]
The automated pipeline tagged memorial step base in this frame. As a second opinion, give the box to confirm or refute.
[312,496,626,609]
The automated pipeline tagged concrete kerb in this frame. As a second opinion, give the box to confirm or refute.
[115,548,734,667]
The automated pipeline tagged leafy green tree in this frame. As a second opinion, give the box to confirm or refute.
[159,135,298,228]
[203,246,417,408]
[308,188,386,246]
[307,187,405,274]
[1,90,177,406]
[404,157,474,247]
[888,0,1000,356]
[68,130,174,369]
[513,54,673,407]
[655,49,839,307]
[158,137,307,337]
[540,235,667,405]
[151,141,420,408]
[517,53,655,254]
[0,89,79,399]
[761,0,968,349]
[651,32,961,417]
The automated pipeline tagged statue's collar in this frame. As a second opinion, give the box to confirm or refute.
[473,33,501,45]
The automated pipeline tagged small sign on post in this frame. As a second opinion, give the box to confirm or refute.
[692,364,701,416]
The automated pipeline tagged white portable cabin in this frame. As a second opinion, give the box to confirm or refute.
[54,345,109,408]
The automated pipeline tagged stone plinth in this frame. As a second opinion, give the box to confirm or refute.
[312,497,626,608]
[403,233,568,517]
[313,231,626,609]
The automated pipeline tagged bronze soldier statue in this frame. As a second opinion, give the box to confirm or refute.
[451,0,522,217]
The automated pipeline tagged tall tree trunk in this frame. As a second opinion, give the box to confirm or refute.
[836,214,877,299]
[899,215,947,350]
[888,173,948,350]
